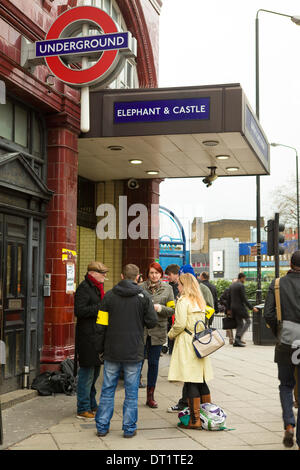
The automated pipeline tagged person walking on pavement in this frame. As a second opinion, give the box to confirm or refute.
[168,273,213,430]
[74,261,108,419]
[141,262,175,408]
[264,250,300,450]
[167,264,214,413]
[229,273,258,347]
[165,264,180,355]
[199,271,219,314]
[94,264,157,438]
[219,279,237,345]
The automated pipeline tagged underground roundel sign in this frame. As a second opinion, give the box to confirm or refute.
[35,6,136,87]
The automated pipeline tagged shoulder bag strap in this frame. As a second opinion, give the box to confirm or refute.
[274,277,282,322]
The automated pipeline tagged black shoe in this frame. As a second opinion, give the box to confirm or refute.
[283,426,294,448]
[233,340,246,347]
[123,430,137,438]
[97,430,109,437]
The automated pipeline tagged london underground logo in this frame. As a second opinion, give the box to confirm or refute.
[24,6,136,88]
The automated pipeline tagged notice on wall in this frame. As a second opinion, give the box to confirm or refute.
[66,262,75,294]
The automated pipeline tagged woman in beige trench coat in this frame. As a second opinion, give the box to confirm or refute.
[168,273,214,430]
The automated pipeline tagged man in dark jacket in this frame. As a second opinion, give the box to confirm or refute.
[74,261,108,419]
[264,250,300,450]
[95,264,157,438]
[229,273,258,347]
[199,271,219,314]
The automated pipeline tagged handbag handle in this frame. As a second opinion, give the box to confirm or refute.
[194,320,213,345]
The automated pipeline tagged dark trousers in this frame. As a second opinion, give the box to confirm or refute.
[278,362,300,447]
[235,312,251,339]
[144,336,162,388]
[178,381,210,407]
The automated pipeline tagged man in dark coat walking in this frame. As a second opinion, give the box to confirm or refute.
[229,273,258,347]
[74,261,108,419]
[264,250,300,450]
[94,264,157,438]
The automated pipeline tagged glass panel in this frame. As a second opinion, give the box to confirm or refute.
[6,244,15,297]
[15,331,23,375]
[0,100,13,141]
[14,105,28,147]
[103,0,110,13]
[112,4,118,22]
[17,245,25,296]
[32,114,42,156]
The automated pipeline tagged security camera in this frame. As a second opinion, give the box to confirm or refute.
[127,178,139,190]
[202,166,218,188]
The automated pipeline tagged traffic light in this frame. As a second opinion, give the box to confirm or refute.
[267,213,285,257]
[274,213,285,255]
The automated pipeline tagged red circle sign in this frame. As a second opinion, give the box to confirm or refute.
[45,6,119,86]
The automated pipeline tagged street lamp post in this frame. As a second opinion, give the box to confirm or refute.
[255,9,300,302]
[271,143,300,250]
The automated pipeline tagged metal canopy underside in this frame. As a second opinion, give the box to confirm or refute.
[78,84,270,182]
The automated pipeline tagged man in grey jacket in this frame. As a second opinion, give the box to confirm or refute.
[264,250,300,450]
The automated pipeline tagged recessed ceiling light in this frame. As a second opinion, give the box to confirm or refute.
[129,159,143,165]
[216,155,230,160]
[203,140,219,146]
[146,170,159,175]
[107,145,123,151]
[226,167,239,172]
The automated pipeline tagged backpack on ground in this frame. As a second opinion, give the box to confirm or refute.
[31,359,76,396]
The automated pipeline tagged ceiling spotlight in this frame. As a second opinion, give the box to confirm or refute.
[216,155,230,160]
[146,170,159,175]
[202,140,219,146]
[129,159,143,165]
[226,167,239,172]
[107,145,123,151]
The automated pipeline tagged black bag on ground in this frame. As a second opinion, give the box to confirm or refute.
[222,316,237,330]
[31,359,77,396]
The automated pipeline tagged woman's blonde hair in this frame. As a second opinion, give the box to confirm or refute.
[179,273,206,310]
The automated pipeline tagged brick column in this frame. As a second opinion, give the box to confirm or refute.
[122,179,162,278]
[41,118,79,368]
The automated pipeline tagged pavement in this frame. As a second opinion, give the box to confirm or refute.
[0,331,299,451]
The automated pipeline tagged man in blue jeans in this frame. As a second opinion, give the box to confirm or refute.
[264,250,300,449]
[95,264,157,438]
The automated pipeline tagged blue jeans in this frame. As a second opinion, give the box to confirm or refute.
[278,363,300,446]
[145,336,162,388]
[77,366,100,414]
[95,360,142,435]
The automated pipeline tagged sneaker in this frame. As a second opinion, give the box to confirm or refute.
[283,425,294,448]
[76,411,95,419]
[167,404,186,413]
[123,430,137,438]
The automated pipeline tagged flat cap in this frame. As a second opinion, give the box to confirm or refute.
[87,261,109,273]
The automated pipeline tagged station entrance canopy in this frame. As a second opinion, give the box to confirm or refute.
[78,84,269,181]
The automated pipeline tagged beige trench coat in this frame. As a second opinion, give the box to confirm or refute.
[168,296,213,383]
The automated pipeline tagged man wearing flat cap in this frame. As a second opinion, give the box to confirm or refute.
[264,250,300,450]
[74,261,109,419]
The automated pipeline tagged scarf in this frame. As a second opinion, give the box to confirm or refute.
[147,279,161,295]
[87,273,105,300]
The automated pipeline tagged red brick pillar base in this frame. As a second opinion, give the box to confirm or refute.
[122,179,162,278]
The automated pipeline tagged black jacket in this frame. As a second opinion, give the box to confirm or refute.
[229,281,253,318]
[95,280,158,362]
[74,274,103,368]
[264,270,300,363]
[200,280,219,313]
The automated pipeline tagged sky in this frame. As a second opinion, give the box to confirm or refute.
[158,0,300,241]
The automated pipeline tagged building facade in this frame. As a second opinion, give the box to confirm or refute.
[0,0,161,393]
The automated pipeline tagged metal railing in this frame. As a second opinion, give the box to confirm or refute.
[211,313,253,332]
